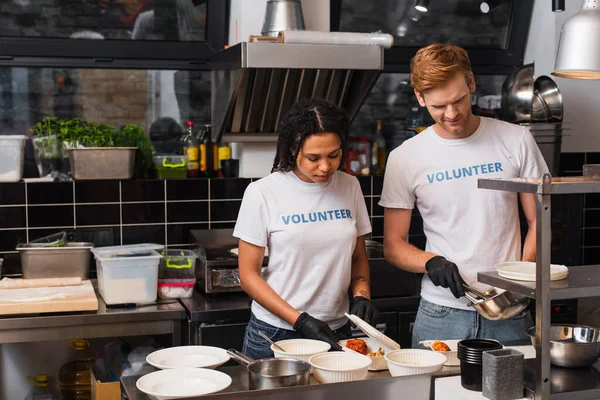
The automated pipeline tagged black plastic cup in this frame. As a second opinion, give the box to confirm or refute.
[457,339,503,391]
[221,159,240,178]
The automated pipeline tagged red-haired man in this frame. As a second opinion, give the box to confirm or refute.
[380,43,548,346]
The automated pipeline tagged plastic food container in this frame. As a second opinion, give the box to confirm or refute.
[153,155,188,179]
[0,135,26,182]
[91,244,163,305]
[159,249,197,280]
[158,278,196,299]
[339,337,394,371]
[17,242,94,279]
[309,352,371,383]
[384,349,447,377]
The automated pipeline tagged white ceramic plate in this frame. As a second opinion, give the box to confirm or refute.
[345,313,401,351]
[496,261,569,281]
[146,346,230,370]
[136,368,232,400]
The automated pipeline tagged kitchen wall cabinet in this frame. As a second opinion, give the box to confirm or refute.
[0,0,227,70]
[330,0,534,74]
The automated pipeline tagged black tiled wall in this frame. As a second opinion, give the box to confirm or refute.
[559,152,600,265]
[0,176,423,276]
[3,150,595,276]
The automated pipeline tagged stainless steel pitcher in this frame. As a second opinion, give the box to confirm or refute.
[261,0,305,37]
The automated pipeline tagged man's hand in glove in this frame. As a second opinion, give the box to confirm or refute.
[425,256,465,298]
[293,312,343,351]
[350,296,380,326]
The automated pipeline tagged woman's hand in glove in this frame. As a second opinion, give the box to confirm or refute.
[350,296,380,326]
[425,255,465,298]
[293,312,343,351]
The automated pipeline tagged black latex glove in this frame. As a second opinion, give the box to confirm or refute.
[425,256,465,299]
[350,296,380,327]
[293,312,343,351]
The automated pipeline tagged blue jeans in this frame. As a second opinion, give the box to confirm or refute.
[412,298,533,348]
[242,313,352,360]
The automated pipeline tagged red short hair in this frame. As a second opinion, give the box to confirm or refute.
[410,43,472,93]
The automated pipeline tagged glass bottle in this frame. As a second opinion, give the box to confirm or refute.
[372,120,386,175]
[182,121,199,178]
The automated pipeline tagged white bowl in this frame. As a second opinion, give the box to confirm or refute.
[384,349,447,377]
[420,339,460,366]
[308,351,372,383]
[136,367,232,400]
[339,337,395,371]
[146,346,230,370]
[271,338,331,363]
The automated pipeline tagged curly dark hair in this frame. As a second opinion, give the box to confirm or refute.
[272,98,350,173]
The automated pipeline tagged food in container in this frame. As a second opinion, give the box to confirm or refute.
[91,244,163,305]
[345,338,368,355]
[339,337,393,371]
[308,351,372,383]
[158,279,195,299]
[420,339,460,366]
[384,349,447,377]
[431,340,450,352]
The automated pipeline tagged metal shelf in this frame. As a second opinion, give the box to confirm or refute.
[478,265,600,300]
[523,359,600,400]
[478,176,600,194]
[477,173,600,400]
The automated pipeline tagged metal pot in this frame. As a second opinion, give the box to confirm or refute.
[227,349,311,390]
[463,284,530,321]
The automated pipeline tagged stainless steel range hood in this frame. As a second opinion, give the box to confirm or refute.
[210,42,384,143]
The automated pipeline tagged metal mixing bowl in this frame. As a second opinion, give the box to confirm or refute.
[525,325,600,368]
[464,285,531,321]
[500,64,534,123]
[534,75,563,122]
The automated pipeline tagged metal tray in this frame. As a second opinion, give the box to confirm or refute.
[17,242,95,279]
[68,147,137,180]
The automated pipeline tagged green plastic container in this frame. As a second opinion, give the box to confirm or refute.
[153,155,187,179]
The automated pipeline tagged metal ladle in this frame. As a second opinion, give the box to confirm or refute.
[259,331,286,352]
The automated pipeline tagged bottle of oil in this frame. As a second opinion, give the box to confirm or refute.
[372,120,386,175]
[182,121,199,178]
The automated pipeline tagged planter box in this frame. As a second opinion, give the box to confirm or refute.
[68,147,137,180]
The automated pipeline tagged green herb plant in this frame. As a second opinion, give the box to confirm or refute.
[31,116,155,178]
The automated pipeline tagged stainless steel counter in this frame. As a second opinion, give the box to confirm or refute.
[0,284,185,344]
[121,364,461,400]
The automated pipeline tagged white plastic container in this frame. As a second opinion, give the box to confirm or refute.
[308,352,371,383]
[91,244,163,305]
[339,337,394,371]
[384,349,447,377]
[0,135,26,182]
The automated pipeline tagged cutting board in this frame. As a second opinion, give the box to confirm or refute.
[0,280,98,315]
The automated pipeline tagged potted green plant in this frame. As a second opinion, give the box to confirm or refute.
[32,117,155,180]
[30,116,64,176]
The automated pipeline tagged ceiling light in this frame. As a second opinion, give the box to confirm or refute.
[415,0,429,12]
[480,0,502,14]
[552,0,565,12]
[553,0,600,79]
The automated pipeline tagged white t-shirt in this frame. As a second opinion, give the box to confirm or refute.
[379,117,548,310]
[234,170,372,330]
